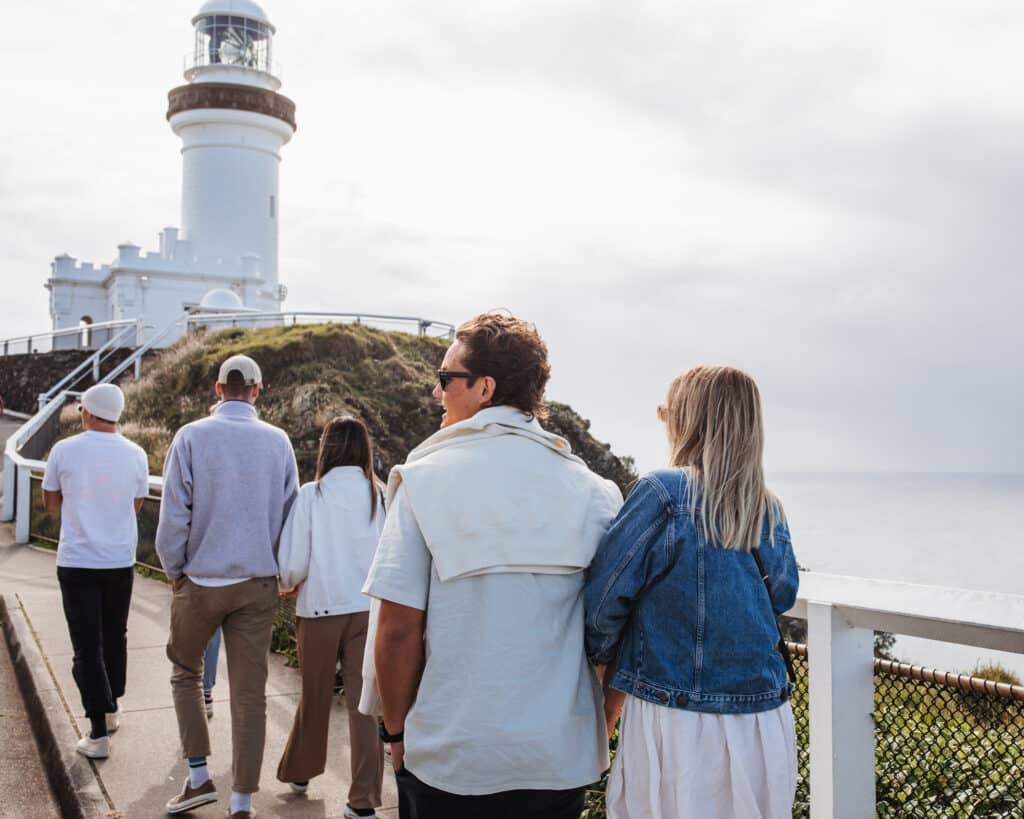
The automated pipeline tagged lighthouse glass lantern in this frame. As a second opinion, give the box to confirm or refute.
[193,12,273,72]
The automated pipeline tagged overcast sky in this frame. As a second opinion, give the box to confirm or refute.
[1,1,1021,473]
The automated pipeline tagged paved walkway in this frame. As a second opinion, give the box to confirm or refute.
[0,595,62,818]
[0,409,399,818]
[0,527,399,818]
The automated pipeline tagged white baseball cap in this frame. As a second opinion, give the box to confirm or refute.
[80,384,125,423]
[217,354,262,385]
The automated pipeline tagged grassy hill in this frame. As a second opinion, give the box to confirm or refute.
[101,322,637,490]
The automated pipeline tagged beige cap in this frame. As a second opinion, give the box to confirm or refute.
[217,354,262,385]
[81,384,125,423]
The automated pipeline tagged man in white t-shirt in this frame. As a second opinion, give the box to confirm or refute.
[41,383,149,760]
[363,313,622,818]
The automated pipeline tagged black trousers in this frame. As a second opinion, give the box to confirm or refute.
[56,566,134,718]
[396,767,585,819]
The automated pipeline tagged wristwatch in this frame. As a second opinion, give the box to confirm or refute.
[379,721,404,743]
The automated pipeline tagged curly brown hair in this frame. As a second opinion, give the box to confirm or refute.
[455,312,551,420]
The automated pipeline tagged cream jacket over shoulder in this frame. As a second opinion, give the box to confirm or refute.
[278,467,385,618]
[359,406,624,795]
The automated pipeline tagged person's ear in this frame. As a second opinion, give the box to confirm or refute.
[215,382,224,400]
[251,384,261,401]
[480,376,496,403]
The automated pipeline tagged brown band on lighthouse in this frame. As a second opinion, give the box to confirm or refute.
[167,83,296,130]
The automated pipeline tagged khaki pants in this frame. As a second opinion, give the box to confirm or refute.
[277,612,384,809]
[166,576,278,794]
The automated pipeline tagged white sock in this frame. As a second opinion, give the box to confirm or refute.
[188,762,209,789]
[230,791,252,814]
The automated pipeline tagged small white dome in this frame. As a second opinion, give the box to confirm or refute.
[199,288,245,311]
[193,0,274,31]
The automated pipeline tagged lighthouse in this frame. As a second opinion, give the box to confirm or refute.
[45,1,297,346]
[169,0,296,308]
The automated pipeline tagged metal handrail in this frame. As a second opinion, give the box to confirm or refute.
[183,52,282,79]
[1,390,75,530]
[187,310,456,339]
[0,319,138,356]
[98,314,190,386]
[786,641,1024,702]
[37,322,143,410]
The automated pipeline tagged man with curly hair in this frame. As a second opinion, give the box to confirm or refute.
[362,312,623,818]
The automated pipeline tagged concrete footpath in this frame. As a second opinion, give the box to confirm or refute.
[0,597,62,818]
[0,521,399,818]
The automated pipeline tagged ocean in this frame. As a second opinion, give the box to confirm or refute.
[770,472,1024,678]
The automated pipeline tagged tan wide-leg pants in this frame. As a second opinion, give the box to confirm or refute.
[277,612,384,810]
[166,576,278,794]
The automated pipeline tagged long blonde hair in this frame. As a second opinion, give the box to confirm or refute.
[665,366,782,552]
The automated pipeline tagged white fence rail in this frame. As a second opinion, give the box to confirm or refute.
[0,319,140,357]
[786,573,1024,819]
[186,310,456,339]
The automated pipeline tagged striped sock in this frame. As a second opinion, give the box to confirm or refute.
[188,757,209,788]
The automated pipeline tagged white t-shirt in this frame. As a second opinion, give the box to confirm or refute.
[42,431,149,569]
[362,484,608,796]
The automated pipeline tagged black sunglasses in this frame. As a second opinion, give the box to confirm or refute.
[436,369,476,390]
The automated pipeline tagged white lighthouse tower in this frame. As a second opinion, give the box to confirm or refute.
[46,0,296,345]
[169,0,296,309]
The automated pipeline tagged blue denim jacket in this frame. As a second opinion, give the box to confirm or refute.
[584,469,799,714]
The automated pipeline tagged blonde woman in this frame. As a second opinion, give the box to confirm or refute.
[584,366,799,819]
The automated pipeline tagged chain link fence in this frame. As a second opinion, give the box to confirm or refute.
[778,644,1024,819]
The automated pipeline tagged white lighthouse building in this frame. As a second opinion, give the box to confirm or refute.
[45,0,296,346]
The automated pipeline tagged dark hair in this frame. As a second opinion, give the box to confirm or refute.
[220,370,254,400]
[454,312,551,419]
[315,415,381,520]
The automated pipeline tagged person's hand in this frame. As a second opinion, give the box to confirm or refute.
[390,740,405,773]
[278,581,301,598]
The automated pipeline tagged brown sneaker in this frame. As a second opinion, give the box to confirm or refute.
[165,779,217,814]
[228,812,255,818]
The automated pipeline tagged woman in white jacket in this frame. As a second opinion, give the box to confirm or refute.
[276,416,386,819]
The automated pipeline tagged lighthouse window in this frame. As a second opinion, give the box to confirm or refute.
[194,15,272,72]
[270,195,276,219]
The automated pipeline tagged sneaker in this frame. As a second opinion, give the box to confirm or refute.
[76,734,109,759]
[228,812,256,818]
[288,781,308,794]
[165,779,217,814]
[204,692,214,719]
[343,805,377,819]
[106,707,121,734]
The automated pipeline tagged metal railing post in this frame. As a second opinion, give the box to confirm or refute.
[15,465,31,544]
[1,454,16,521]
[807,602,875,819]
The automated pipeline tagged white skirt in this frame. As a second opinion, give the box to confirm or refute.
[606,694,797,819]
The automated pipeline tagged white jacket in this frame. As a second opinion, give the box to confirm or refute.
[278,466,385,618]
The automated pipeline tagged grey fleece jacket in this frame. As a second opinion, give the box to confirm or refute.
[155,400,299,580]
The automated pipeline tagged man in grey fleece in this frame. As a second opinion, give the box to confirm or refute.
[155,354,298,819]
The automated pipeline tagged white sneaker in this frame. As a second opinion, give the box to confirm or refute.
[106,707,121,734]
[288,781,308,794]
[343,805,376,819]
[76,734,109,759]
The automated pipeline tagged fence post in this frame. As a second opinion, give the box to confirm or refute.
[15,465,31,544]
[807,601,875,819]
[1,455,16,522]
